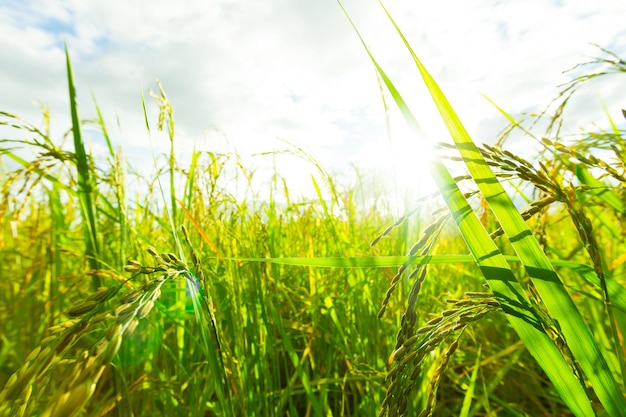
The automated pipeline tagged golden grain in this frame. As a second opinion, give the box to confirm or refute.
[167,252,181,264]
[386,365,401,381]
[101,335,123,363]
[25,346,41,362]
[119,289,143,304]
[441,307,460,315]
[451,323,465,332]
[114,303,136,320]
[124,319,139,336]
[17,386,31,416]
[0,240,186,416]
[398,350,417,368]
[38,347,51,361]
[67,301,99,317]
[445,339,459,357]
[105,323,122,340]
[63,319,81,328]
[397,395,408,414]
[136,300,154,319]
[85,286,117,302]
[389,345,406,364]
[144,278,162,291]
[3,367,36,400]
[402,334,419,348]
[409,363,422,381]
[40,335,57,345]
[4,372,18,392]
[45,325,66,335]
[47,381,94,417]
[147,246,159,257]
[123,259,142,273]
[416,325,435,334]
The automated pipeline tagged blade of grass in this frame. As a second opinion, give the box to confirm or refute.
[217,254,626,312]
[267,296,325,416]
[184,148,199,210]
[91,91,129,268]
[459,347,480,417]
[186,274,234,416]
[482,95,539,145]
[90,89,114,157]
[65,44,101,290]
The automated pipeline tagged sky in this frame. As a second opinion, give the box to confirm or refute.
[2,0,626,203]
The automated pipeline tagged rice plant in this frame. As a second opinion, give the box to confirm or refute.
[1,4,625,417]
[340,2,626,415]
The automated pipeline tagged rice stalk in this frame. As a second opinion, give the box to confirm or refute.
[149,80,177,224]
[382,294,501,416]
[0,244,206,417]
[482,136,626,389]
[180,224,234,415]
[380,6,625,415]
[338,1,626,415]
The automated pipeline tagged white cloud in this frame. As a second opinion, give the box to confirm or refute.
[1,0,625,199]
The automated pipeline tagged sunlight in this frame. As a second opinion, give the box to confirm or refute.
[384,133,438,198]
[360,117,440,213]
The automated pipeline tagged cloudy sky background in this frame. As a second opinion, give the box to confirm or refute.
[2,0,626,200]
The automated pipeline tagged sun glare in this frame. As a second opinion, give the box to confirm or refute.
[363,118,440,213]
[390,135,437,192]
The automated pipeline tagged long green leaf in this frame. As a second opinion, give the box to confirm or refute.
[65,44,101,289]
[337,1,622,414]
[376,4,626,415]
[216,253,626,311]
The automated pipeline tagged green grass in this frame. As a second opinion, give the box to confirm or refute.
[1,5,626,417]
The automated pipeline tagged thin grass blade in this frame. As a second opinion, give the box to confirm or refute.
[65,44,100,289]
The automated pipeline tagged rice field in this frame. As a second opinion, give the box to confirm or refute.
[1,9,625,417]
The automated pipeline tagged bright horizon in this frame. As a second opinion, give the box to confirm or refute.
[2,0,625,204]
